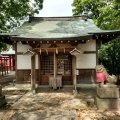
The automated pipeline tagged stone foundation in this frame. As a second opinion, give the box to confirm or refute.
[97,85,119,98]
[0,85,6,108]
[0,95,6,108]
[95,96,120,110]
[95,84,120,110]
[0,85,2,95]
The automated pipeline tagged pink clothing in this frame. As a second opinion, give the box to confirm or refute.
[96,72,107,83]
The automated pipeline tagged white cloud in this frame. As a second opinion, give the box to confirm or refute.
[35,0,73,17]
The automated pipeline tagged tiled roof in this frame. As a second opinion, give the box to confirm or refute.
[10,16,102,39]
[0,16,120,42]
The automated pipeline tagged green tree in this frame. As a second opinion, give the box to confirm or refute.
[0,0,43,52]
[72,0,120,76]
[72,0,120,30]
[97,0,120,29]
[0,0,43,33]
[99,37,120,76]
[72,0,106,20]
[0,42,8,52]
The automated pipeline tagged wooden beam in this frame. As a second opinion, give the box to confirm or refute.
[15,43,18,82]
[38,53,41,84]
[72,56,76,88]
[72,55,77,95]
[53,52,57,89]
[33,46,75,53]
[31,55,36,91]
[11,35,93,42]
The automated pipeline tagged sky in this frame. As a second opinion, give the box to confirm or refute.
[35,0,73,17]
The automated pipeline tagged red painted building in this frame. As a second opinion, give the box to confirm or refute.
[0,46,15,76]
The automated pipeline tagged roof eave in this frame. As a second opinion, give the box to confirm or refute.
[88,30,120,35]
[10,35,93,41]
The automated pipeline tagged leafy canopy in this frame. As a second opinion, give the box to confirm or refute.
[0,0,43,52]
[72,0,120,30]
[0,42,8,52]
[99,37,120,75]
[0,0,43,33]
[72,0,120,75]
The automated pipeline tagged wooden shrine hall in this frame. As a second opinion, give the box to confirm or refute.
[0,16,120,92]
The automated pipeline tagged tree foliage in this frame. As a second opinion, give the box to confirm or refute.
[97,0,120,29]
[0,0,43,52]
[99,37,120,75]
[72,0,120,76]
[0,42,8,52]
[0,0,43,33]
[72,0,120,30]
[72,0,106,20]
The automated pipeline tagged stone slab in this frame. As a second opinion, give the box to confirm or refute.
[0,85,2,95]
[0,95,6,108]
[95,96,120,110]
[100,84,117,88]
[5,95,22,104]
[97,86,119,98]
[10,109,78,120]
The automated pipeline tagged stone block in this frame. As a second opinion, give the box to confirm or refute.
[95,96,120,110]
[0,85,2,95]
[0,85,6,108]
[0,95,6,108]
[97,86,119,98]
[100,84,117,88]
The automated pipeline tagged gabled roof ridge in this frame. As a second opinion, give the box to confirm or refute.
[29,16,83,21]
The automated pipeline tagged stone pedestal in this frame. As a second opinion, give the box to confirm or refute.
[95,97,120,110]
[0,85,2,96]
[97,85,119,98]
[95,84,120,110]
[0,85,2,94]
[0,85,6,108]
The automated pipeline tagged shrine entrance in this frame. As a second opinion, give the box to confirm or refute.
[40,54,73,87]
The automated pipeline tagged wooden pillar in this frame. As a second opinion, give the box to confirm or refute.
[3,57,4,65]
[96,40,99,65]
[7,61,8,74]
[72,56,77,91]
[12,56,15,71]
[6,57,8,74]
[0,58,1,76]
[11,55,13,70]
[15,43,17,82]
[38,53,41,84]
[31,55,36,92]
[1,65,3,76]
[9,56,11,71]
[53,52,57,89]
[4,57,6,75]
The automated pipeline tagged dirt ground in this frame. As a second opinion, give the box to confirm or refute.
[0,72,120,120]
[0,86,120,120]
